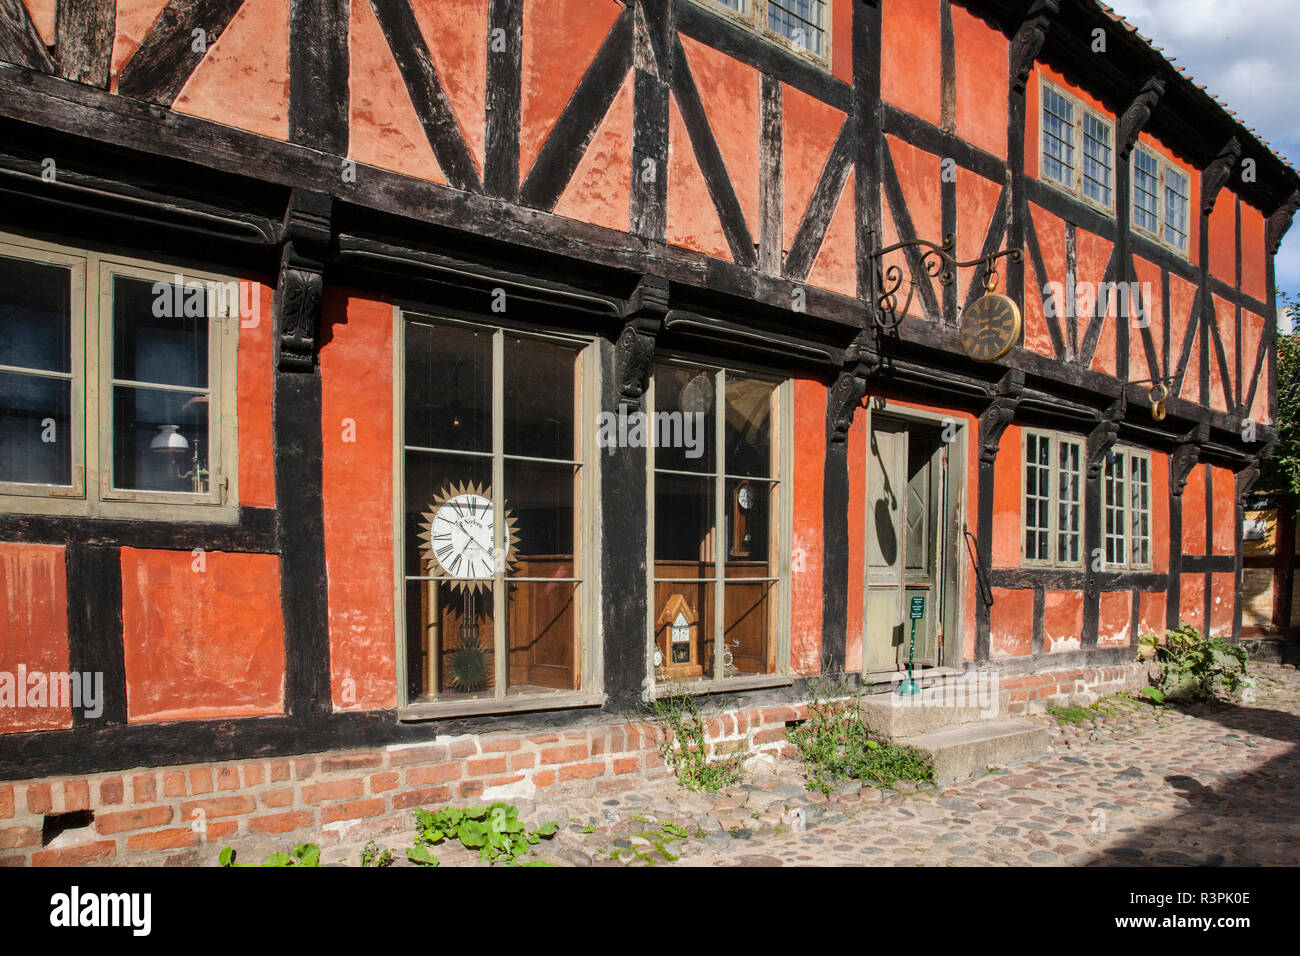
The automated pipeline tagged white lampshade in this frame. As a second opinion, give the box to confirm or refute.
[150,424,189,454]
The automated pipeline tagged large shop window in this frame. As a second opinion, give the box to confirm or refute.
[400,316,597,712]
[1131,147,1191,255]
[1103,446,1153,570]
[1039,78,1115,212]
[691,0,831,65]
[648,361,791,690]
[0,234,238,520]
[1022,429,1084,567]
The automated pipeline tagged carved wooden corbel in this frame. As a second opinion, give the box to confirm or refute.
[1117,78,1164,160]
[273,189,333,372]
[977,369,1024,464]
[615,275,670,406]
[1202,138,1242,215]
[828,335,883,443]
[1086,402,1123,480]
[1170,423,1209,496]
[1010,0,1058,93]
[1267,190,1300,256]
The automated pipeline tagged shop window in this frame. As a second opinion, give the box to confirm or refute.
[691,0,832,66]
[1104,446,1152,570]
[399,315,597,711]
[0,234,238,520]
[1023,429,1084,567]
[1132,146,1191,256]
[1039,78,1115,212]
[648,360,791,690]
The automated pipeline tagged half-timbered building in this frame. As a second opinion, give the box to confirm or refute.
[0,0,1295,864]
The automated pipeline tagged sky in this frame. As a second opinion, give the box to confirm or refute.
[1105,0,1300,320]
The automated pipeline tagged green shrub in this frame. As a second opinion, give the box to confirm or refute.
[647,692,746,792]
[219,843,319,867]
[1137,622,1249,703]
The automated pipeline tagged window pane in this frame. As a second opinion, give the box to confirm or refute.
[0,371,71,485]
[1042,88,1075,186]
[406,580,496,703]
[768,0,825,57]
[404,321,491,453]
[653,365,716,473]
[1131,455,1151,566]
[1104,453,1126,565]
[404,451,492,577]
[726,478,772,566]
[0,256,72,373]
[1057,440,1082,564]
[1133,150,1160,233]
[505,458,577,579]
[112,385,210,493]
[112,276,207,389]
[1024,434,1051,561]
[504,333,577,461]
[724,373,773,477]
[653,579,715,683]
[1082,113,1112,206]
[1164,168,1189,251]
[654,472,715,565]
[508,582,579,693]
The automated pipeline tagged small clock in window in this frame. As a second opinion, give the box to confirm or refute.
[416,482,518,592]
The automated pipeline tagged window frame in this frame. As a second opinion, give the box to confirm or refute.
[1038,76,1116,215]
[392,307,603,718]
[1103,445,1153,571]
[689,0,834,69]
[1020,427,1086,569]
[0,232,239,522]
[1130,145,1192,258]
[645,355,794,698]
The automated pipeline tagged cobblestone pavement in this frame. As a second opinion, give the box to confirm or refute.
[343,663,1300,867]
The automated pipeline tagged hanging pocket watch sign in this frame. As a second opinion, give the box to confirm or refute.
[959,287,1022,363]
[416,482,518,590]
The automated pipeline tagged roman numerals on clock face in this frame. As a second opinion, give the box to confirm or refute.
[431,493,497,579]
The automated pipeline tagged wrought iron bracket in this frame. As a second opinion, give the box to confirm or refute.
[868,232,1022,331]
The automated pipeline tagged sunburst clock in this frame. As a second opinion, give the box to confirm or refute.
[416,482,518,592]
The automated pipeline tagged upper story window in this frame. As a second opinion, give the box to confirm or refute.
[1023,428,1084,567]
[648,360,791,690]
[693,0,831,66]
[1040,78,1115,212]
[0,233,238,521]
[399,314,598,713]
[1131,146,1191,255]
[1103,446,1152,570]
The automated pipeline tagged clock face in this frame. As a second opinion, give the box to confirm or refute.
[736,482,753,510]
[959,293,1022,363]
[417,483,517,592]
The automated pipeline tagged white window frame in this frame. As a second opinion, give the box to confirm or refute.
[1103,445,1153,571]
[1021,428,1085,568]
[0,232,239,522]
[392,308,603,718]
[1131,145,1192,258]
[1038,76,1116,215]
[646,357,793,697]
[690,0,833,68]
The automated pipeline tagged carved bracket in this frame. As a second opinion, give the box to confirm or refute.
[615,275,670,406]
[1170,424,1209,496]
[828,334,883,443]
[1117,78,1164,160]
[274,190,333,372]
[1086,402,1123,480]
[1267,190,1300,256]
[1202,138,1242,215]
[977,369,1024,464]
[1010,0,1059,93]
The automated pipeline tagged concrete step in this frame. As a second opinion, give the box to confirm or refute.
[899,718,1050,785]
[859,686,1010,738]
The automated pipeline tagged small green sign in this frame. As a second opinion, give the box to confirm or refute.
[909,595,925,620]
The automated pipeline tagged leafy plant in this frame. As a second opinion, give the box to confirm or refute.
[409,804,559,867]
[787,675,934,793]
[360,840,393,867]
[1138,622,1249,702]
[1259,296,1299,494]
[647,692,747,793]
[219,843,320,867]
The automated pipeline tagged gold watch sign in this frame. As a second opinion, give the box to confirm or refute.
[959,292,1022,363]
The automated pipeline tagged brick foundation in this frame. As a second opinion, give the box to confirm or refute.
[1001,663,1149,715]
[0,704,804,867]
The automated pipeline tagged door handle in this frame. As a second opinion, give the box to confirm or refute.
[964,523,994,607]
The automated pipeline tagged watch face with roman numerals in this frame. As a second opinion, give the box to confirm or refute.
[959,293,1022,363]
[417,483,517,593]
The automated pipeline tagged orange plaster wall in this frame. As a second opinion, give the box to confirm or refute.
[989,588,1034,658]
[1211,467,1237,556]
[1131,256,1164,385]
[882,0,941,128]
[1151,451,1170,574]
[1209,572,1234,637]
[1209,294,1235,414]
[0,543,72,734]
[1179,572,1204,631]
[782,85,847,256]
[1207,191,1237,287]
[1043,590,1083,653]
[1241,202,1267,301]
[172,0,289,141]
[237,279,275,508]
[22,0,54,45]
[831,0,852,85]
[1139,591,1167,637]
[320,293,397,711]
[845,409,866,673]
[666,99,731,260]
[1243,310,1269,424]
[1169,272,1200,402]
[955,169,1004,307]
[413,0,489,176]
[790,378,826,675]
[1026,203,1065,357]
[110,1,170,90]
[991,424,1021,569]
[553,73,633,233]
[120,549,285,723]
[882,137,941,320]
[806,170,857,297]
[1097,591,1132,648]
[1182,464,1207,555]
[952,3,1008,159]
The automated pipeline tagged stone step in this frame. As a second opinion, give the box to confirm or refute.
[859,686,1010,738]
[899,718,1050,785]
